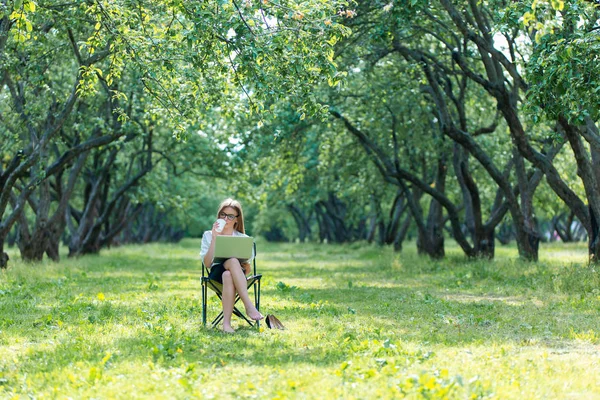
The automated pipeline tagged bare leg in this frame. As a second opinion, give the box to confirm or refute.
[221,271,236,333]
[224,258,264,321]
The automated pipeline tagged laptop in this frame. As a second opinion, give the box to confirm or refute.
[213,236,254,262]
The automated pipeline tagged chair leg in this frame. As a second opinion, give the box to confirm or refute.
[204,277,262,329]
[212,292,224,328]
[212,312,224,328]
[256,279,261,329]
[202,281,207,326]
[233,295,255,327]
[257,279,261,311]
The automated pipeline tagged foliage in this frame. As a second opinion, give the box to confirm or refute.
[1,0,358,264]
[222,101,392,242]
[514,0,600,123]
[2,0,351,126]
[1,0,598,264]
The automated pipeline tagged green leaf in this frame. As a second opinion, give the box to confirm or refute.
[551,0,564,11]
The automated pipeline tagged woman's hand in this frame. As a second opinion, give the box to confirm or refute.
[241,262,251,275]
[211,220,222,236]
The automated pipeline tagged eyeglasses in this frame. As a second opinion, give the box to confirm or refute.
[219,212,238,221]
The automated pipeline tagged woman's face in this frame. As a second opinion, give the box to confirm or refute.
[219,206,239,227]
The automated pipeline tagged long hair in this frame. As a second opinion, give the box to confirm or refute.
[216,198,245,234]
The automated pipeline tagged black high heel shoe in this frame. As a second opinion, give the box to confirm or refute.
[265,314,285,330]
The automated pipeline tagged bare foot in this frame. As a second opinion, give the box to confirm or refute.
[245,306,264,321]
[223,325,235,333]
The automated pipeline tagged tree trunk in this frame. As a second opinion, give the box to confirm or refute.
[553,212,576,242]
[589,205,600,263]
[365,212,377,243]
[18,168,51,262]
[322,193,350,242]
[6,224,17,247]
[423,239,445,259]
[424,157,447,259]
[68,173,104,257]
[288,204,312,242]
[69,138,153,256]
[422,205,445,259]
[473,228,495,259]
[416,221,445,259]
[496,222,513,245]
[385,190,408,244]
[393,213,412,252]
[314,204,331,243]
[142,204,154,243]
[409,158,446,260]
[0,241,9,269]
[14,178,50,262]
[512,148,539,261]
[371,196,385,245]
[354,217,367,241]
[587,133,600,262]
[453,144,475,238]
[100,202,143,248]
[315,194,350,243]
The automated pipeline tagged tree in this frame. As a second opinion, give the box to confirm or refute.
[516,0,600,260]
[1,0,352,267]
[410,0,600,261]
[1,1,116,266]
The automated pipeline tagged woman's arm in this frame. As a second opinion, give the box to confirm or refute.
[200,221,222,267]
[203,237,216,268]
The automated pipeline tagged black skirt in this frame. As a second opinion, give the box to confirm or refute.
[208,262,227,283]
[208,260,245,283]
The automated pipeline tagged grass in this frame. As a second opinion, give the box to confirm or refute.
[1,239,599,399]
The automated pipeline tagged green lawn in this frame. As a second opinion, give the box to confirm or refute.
[1,239,599,399]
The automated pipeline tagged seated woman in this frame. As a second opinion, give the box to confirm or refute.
[200,198,264,332]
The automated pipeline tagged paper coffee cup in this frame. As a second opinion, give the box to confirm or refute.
[215,218,226,233]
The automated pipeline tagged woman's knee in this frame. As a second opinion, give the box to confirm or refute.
[222,270,233,283]
[224,258,241,270]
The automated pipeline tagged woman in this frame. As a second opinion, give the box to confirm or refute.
[200,198,264,332]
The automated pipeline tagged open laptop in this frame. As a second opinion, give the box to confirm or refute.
[213,236,254,262]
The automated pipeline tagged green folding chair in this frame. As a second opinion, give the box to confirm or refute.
[201,243,262,328]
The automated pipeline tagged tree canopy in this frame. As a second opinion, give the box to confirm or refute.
[2,0,600,266]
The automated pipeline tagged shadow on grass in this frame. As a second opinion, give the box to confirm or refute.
[4,305,352,373]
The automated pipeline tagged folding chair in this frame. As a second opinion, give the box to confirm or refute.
[201,243,262,328]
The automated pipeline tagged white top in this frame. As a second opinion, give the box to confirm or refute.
[199,230,255,265]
